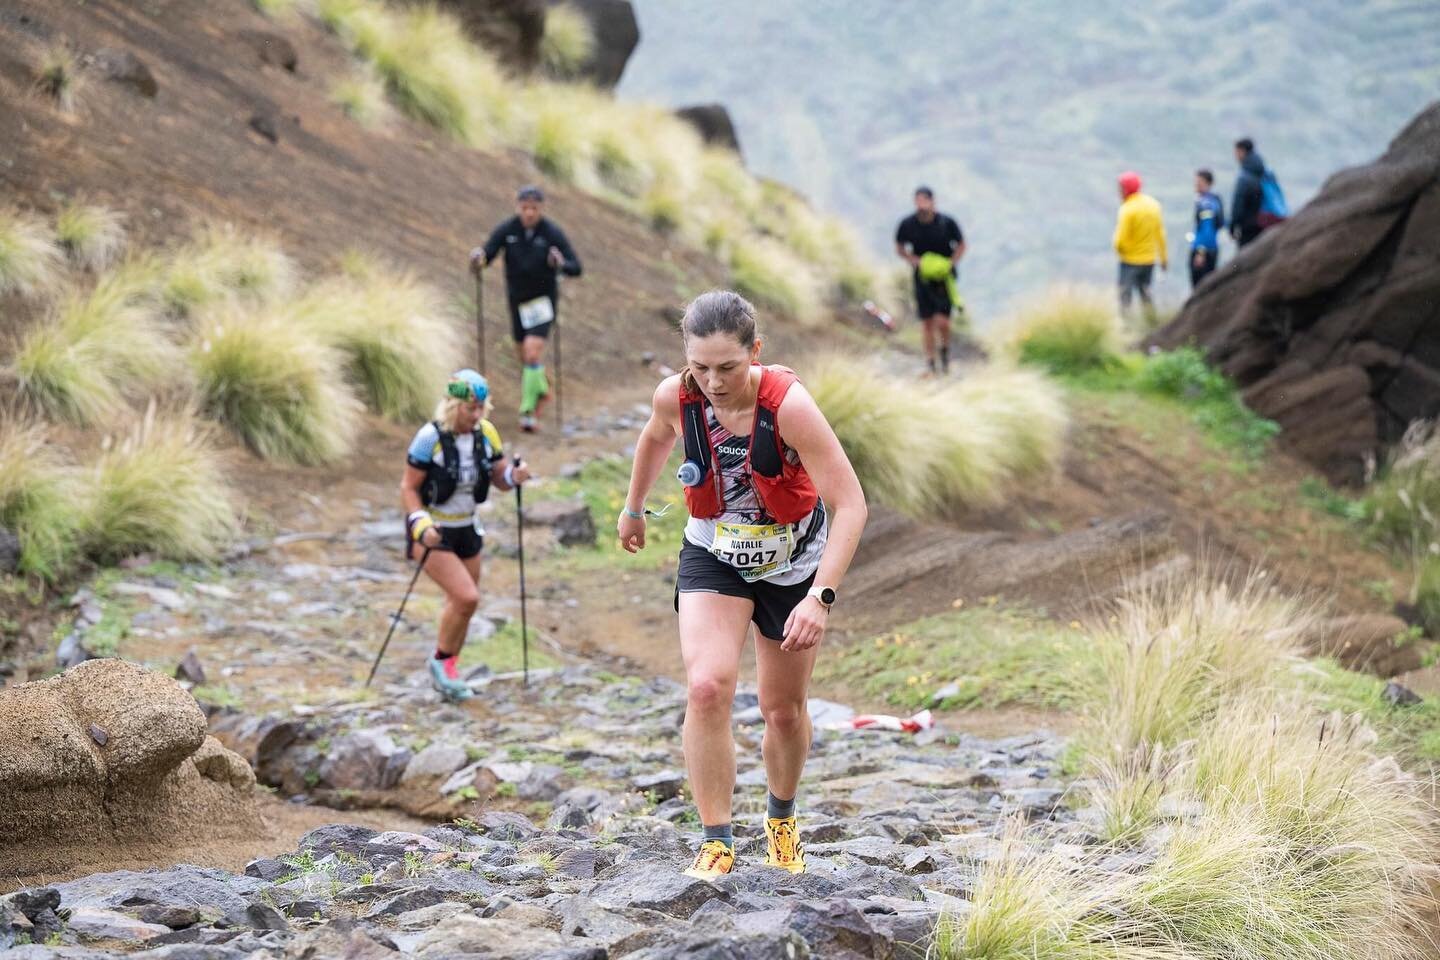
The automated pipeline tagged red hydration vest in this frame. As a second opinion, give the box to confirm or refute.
[679,364,819,524]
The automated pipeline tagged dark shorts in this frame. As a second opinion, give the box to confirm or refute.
[914,278,952,319]
[1190,248,1218,288]
[1117,262,1154,298]
[409,524,484,561]
[509,296,555,343]
[675,539,815,642]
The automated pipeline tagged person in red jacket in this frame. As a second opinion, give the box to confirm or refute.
[618,290,867,881]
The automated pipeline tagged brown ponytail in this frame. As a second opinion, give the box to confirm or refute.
[678,290,759,393]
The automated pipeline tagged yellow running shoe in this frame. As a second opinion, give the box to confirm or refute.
[683,839,736,880]
[764,816,806,874]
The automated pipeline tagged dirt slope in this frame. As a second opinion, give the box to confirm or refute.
[0,0,729,421]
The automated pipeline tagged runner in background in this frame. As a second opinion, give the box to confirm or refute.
[894,187,966,375]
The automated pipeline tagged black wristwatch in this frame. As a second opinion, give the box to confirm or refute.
[807,586,836,608]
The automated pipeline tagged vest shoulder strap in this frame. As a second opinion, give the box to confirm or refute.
[751,366,798,478]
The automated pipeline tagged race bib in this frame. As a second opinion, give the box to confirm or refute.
[518,295,555,330]
[710,522,794,582]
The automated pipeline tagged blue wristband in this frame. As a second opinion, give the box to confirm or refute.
[622,507,645,520]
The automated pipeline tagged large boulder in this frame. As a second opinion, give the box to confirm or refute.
[676,103,742,156]
[1151,101,1440,485]
[549,0,639,88]
[0,659,263,879]
[433,0,547,71]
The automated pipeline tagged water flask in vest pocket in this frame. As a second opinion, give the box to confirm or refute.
[677,460,704,487]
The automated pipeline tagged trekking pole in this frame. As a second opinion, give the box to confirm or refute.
[366,545,432,687]
[475,268,487,377]
[552,280,563,432]
[512,455,530,688]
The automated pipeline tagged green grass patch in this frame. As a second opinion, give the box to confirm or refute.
[55,201,126,273]
[1066,346,1279,461]
[1302,658,1440,766]
[459,620,561,675]
[0,419,86,580]
[818,607,1094,712]
[992,285,1123,375]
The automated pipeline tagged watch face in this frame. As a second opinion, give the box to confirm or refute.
[820,587,836,605]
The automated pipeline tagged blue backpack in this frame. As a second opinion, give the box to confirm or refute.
[1259,169,1288,225]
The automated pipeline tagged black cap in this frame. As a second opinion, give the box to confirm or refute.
[517,184,545,202]
[914,185,934,198]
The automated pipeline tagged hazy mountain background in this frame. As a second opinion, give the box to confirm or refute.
[619,0,1440,320]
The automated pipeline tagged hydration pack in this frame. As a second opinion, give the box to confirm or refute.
[420,421,498,507]
[1258,169,1289,226]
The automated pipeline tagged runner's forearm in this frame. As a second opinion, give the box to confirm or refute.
[624,426,676,512]
[812,501,866,590]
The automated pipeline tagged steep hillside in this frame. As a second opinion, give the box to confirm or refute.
[0,0,737,419]
[620,0,1440,318]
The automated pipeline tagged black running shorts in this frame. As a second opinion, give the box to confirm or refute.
[675,539,816,642]
[408,525,484,561]
[509,295,555,343]
[914,278,952,319]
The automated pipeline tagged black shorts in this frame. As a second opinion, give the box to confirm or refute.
[408,524,484,560]
[509,296,555,343]
[914,278,952,319]
[674,540,815,642]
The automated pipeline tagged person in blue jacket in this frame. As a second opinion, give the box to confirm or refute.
[1190,168,1225,287]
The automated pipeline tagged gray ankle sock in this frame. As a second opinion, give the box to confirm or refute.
[702,823,734,850]
[767,792,796,820]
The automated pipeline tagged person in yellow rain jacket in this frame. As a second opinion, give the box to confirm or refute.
[1113,171,1167,329]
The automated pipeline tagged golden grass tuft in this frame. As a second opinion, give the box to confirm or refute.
[35,42,85,112]
[0,206,64,298]
[331,68,395,128]
[0,418,86,580]
[163,223,296,315]
[991,285,1125,374]
[807,356,1068,517]
[190,305,363,465]
[55,201,127,273]
[540,3,595,79]
[85,406,240,563]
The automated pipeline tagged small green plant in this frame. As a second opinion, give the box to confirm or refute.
[35,42,85,112]
[641,186,683,233]
[495,782,518,798]
[331,69,393,128]
[402,850,425,877]
[45,931,63,947]
[453,816,480,831]
[993,285,1123,374]
[456,785,481,801]
[303,770,321,789]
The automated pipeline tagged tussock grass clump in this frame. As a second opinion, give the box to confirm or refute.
[319,0,509,145]
[290,268,460,421]
[35,42,85,112]
[11,262,178,424]
[86,407,240,563]
[0,206,63,298]
[163,224,296,315]
[56,201,127,272]
[728,237,805,318]
[0,419,86,580]
[992,286,1124,374]
[191,306,362,465]
[807,357,1068,517]
[331,69,394,128]
[1081,574,1314,759]
[540,3,595,78]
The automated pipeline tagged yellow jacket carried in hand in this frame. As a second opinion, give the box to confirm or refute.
[1113,193,1168,267]
[917,251,964,322]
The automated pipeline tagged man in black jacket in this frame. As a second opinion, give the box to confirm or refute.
[1230,138,1266,248]
[471,186,583,431]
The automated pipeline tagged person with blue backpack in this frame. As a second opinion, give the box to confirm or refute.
[1190,169,1225,287]
[1230,138,1288,247]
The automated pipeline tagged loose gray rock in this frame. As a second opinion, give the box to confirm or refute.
[92,48,158,98]
[632,769,684,802]
[0,525,19,575]
[175,649,206,686]
[318,730,411,791]
[590,868,719,919]
[523,499,596,547]
[401,744,469,784]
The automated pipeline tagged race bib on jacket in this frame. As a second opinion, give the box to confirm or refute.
[518,295,555,330]
[709,522,794,582]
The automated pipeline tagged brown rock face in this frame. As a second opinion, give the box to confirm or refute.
[0,659,262,877]
[1152,101,1440,485]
